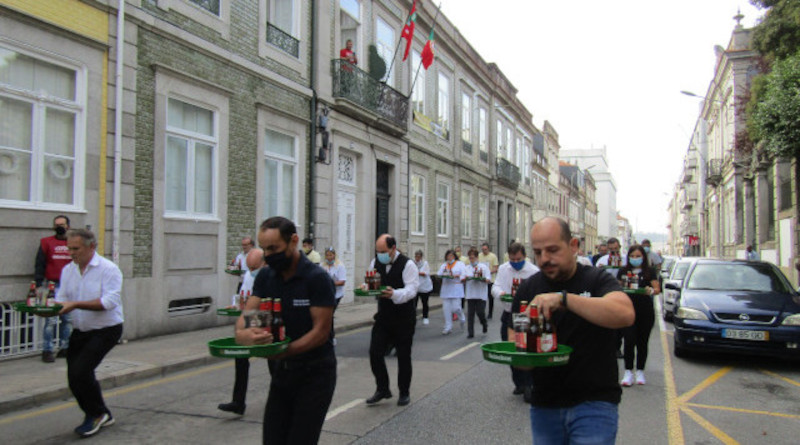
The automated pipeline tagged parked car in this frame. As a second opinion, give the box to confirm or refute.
[670,259,800,359]
[659,255,678,283]
[660,258,695,321]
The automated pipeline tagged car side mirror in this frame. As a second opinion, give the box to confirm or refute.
[664,282,679,291]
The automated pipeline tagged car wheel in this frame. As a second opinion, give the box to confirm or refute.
[662,307,672,322]
[673,340,689,358]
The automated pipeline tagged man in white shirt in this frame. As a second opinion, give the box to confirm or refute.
[595,237,627,276]
[56,229,123,438]
[491,242,540,400]
[231,237,254,291]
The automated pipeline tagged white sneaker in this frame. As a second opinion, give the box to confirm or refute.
[621,370,634,387]
[332,338,337,346]
[423,318,429,325]
[635,371,646,385]
[442,329,451,335]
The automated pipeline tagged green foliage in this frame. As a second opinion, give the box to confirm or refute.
[747,51,800,157]
[751,0,800,62]
[367,45,386,81]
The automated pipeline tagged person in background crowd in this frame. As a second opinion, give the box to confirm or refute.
[236,217,336,444]
[592,243,608,266]
[745,244,760,261]
[515,217,634,444]
[596,237,626,269]
[323,247,347,345]
[302,238,322,264]
[35,215,73,363]
[454,246,469,265]
[503,239,517,263]
[464,248,490,339]
[491,242,540,400]
[437,249,467,335]
[340,38,358,65]
[641,239,662,272]
[363,234,419,407]
[56,229,124,438]
[478,242,500,320]
[218,248,265,416]
[575,240,593,267]
[414,250,434,325]
[231,237,254,292]
[616,244,659,387]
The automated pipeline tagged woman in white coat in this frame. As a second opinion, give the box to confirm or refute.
[437,249,466,334]
[464,247,491,338]
[414,250,434,325]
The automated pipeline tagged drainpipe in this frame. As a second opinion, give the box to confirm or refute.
[307,0,317,240]
[112,0,125,264]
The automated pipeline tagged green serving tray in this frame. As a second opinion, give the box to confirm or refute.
[481,341,572,367]
[224,269,245,276]
[208,336,290,358]
[436,275,462,279]
[354,286,387,297]
[500,294,514,303]
[623,288,650,295]
[467,276,489,281]
[13,302,62,316]
[216,308,242,316]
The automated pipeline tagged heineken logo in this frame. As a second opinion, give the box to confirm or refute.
[222,349,250,356]
[487,353,512,363]
[548,355,569,363]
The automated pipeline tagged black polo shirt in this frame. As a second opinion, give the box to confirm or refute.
[252,253,336,362]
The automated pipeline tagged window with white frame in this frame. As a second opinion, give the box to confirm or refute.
[0,46,83,207]
[437,72,450,135]
[376,17,395,86]
[478,107,487,161]
[478,193,488,240]
[189,0,220,16]
[264,128,297,221]
[461,188,472,238]
[410,173,425,235]
[411,51,425,114]
[522,139,530,183]
[506,127,514,161]
[461,93,471,143]
[165,98,217,216]
[340,0,361,62]
[436,181,450,237]
[516,136,523,169]
[270,0,297,35]
[496,120,504,159]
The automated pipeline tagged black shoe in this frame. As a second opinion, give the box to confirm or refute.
[217,402,245,415]
[366,390,392,405]
[482,324,488,334]
[467,334,474,339]
[42,351,55,363]
[56,349,68,359]
[523,386,533,404]
[397,394,410,406]
[512,386,525,395]
[616,349,623,359]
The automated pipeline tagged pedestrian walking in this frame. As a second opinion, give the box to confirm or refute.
[491,241,539,399]
[413,250,434,325]
[437,249,467,334]
[322,247,347,309]
[363,234,419,407]
[218,248,265,416]
[55,229,124,438]
[745,244,760,261]
[641,239,662,271]
[464,248,490,338]
[617,245,659,387]
[478,242,499,319]
[515,217,633,444]
[235,217,336,444]
[302,237,322,264]
[231,237,254,292]
[35,214,73,363]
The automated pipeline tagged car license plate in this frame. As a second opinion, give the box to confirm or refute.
[722,329,769,341]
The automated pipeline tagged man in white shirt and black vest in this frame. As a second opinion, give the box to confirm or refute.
[365,234,419,407]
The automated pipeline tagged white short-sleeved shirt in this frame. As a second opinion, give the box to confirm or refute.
[465,262,491,300]
[58,252,124,331]
[437,261,467,299]
[324,262,347,300]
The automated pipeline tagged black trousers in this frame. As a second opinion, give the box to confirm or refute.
[264,354,337,445]
[466,299,487,336]
[500,311,531,389]
[415,292,431,318]
[623,294,656,370]
[487,283,495,318]
[67,324,123,418]
[369,316,415,395]
[231,357,250,405]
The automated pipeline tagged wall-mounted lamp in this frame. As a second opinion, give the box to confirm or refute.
[316,106,331,165]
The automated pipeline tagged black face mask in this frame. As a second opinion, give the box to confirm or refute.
[55,226,67,236]
[265,250,291,272]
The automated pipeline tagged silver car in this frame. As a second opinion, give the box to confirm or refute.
[661,258,695,321]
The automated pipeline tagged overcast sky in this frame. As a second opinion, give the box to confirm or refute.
[433,0,764,234]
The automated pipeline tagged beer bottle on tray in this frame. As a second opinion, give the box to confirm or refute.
[537,308,558,353]
[272,298,285,342]
[26,281,37,306]
[46,281,56,307]
[514,301,529,352]
[527,304,541,353]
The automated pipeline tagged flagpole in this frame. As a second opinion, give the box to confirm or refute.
[382,1,417,85]
[409,2,441,96]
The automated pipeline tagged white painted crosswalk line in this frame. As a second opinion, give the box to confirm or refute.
[440,342,480,360]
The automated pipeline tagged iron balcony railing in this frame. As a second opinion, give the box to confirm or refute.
[707,159,723,185]
[267,22,299,58]
[331,59,410,128]
[496,158,521,188]
[462,139,473,154]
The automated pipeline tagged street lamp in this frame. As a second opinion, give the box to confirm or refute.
[680,90,725,105]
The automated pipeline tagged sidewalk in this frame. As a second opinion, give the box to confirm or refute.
[0,298,442,416]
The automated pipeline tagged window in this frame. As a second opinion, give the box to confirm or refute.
[506,127,514,161]
[376,17,395,86]
[436,181,450,236]
[478,107,487,162]
[461,188,472,238]
[496,120,504,159]
[479,194,488,240]
[410,174,425,235]
[189,0,220,15]
[270,0,296,35]
[411,51,425,114]
[266,0,300,57]
[165,98,217,216]
[0,46,83,208]
[779,161,792,211]
[340,0,361,63]
[437,73,450,135]
[461,93,471,143]
[264,128,296,221]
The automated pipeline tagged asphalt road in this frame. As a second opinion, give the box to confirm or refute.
[2,301,799,444]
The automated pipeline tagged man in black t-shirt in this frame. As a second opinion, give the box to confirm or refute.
[511,217,634,444]
[235,217,336,445]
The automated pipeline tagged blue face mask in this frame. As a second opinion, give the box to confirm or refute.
[643,246,650,253]
[377,252,391,264]
[510,260,525,271]
[629,257,643,267]
[249,269,259,278]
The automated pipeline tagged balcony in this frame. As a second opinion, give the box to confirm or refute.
[331,59,409,132]
[706,159,723,185]
[462,139,473,154]
[496,158,521,188]
[682,184,697,210]
[267,23,299,58]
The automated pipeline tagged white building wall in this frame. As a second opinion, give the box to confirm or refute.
[560,148,617,239]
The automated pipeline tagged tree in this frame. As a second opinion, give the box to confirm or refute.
[747,52,800,158]
[751,0,800,63]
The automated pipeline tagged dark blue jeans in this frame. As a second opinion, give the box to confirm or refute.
[529,401,618,445]
[43,314,72,352]
[67,324,122,418]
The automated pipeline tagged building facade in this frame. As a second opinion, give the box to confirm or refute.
[560,147,617,240]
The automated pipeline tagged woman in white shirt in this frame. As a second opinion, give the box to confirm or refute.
[414,250,434,325]
[464,248,491,338]
[323,247,347,307]
[437,249,467,334]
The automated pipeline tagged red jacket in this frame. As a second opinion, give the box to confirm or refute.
[39,236,72,283]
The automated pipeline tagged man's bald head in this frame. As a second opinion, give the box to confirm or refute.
[246,247,265,271]
[375,234,396,252]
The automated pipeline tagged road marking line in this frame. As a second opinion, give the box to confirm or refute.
[659,304,685,445]
[685,402,800,420]
[656,298,667,333]
[761,369,800,389]
[440,342,480,360]
[677,366,732,404]
[325,398,364,421]
[680,406,739,445]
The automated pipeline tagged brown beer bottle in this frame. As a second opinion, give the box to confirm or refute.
[537,309,558,353]
[514,301,529,352]
[272,298,285,342]
[46,281,56,307]
[26,281,37,306]
[527,304,541,353]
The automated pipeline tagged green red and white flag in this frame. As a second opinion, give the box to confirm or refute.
[401,0,417,61]
[421,28,435,69]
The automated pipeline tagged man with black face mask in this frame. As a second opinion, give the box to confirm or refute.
[235,217,336,445]
[35,215,73,363]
